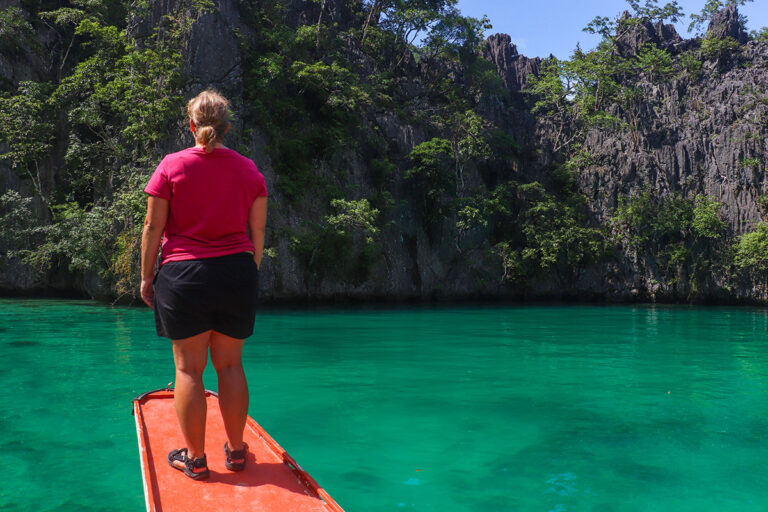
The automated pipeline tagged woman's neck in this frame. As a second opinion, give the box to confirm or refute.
[195,142,227,150]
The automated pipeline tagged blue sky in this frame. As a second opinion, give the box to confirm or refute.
[456,0,768,59]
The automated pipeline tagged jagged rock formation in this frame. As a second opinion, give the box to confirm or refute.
[483,33,542,91]
[574,6,768,301]
[708,4,748,44]
[615,11,695,57]
[2,1,768,303]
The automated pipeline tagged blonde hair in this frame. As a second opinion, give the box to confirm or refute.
[187,89,230,153]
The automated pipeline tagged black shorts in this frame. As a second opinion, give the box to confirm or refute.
[153,252,259,340]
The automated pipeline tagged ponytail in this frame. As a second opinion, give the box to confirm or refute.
[187,89,230,152]
[195,126,218,153]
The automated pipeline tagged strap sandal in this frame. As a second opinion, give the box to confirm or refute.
[168,448,210,480]
[224,441,248,471]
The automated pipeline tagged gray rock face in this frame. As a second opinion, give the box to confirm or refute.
[0,0,56,86]
[184,1,242,94]
[579,41,768,234]
[707,4,748,44]
[614,11,694,57]
[483,33,541,91]
[4,2,768,303]
[571,37,768,301]
[127,0,242,95]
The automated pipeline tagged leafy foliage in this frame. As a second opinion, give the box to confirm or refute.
[0,190,45,264]
[290,198,381,285]
[734,222,768,275]
[750,27,768,43]
[678,51,703,77]
[0,81,56,202]
[0,7,37,57]
[612,192,727,291]
[700,34,740,60]
[692,195,726,239]
[635,43,674,81]
[584,0,683,39]
[405,138,455,233]
[614,192,683,245]
[0,0,211,298]
[458,180,606,287]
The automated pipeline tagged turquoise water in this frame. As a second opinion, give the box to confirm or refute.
[1,299,768,511]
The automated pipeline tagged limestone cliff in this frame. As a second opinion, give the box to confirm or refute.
[2,1,767,304]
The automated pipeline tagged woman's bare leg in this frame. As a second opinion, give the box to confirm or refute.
[210,331,248,453]
[172,331,212,459]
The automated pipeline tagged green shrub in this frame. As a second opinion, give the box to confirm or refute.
[0,7,37,57]
[635,43,674,82]
[741,157,761,169]
[290,199,381,285]
[679,51,703,77]
[700,34,739,61]
[405,138,455,233]
[750,27,768,43]
[459,180,605,286]
[734,222,768,275]
[692,195,725,240]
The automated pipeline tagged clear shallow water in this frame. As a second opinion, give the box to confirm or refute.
[1,299,768,511]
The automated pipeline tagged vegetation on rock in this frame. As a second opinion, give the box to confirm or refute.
[1,0,767,303]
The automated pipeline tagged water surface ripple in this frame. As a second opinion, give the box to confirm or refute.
[1,299,767,511]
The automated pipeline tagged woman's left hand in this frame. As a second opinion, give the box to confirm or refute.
[140,277,154,307]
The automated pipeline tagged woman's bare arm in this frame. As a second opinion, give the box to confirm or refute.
[248,196,268,268]
[140,195,169,307]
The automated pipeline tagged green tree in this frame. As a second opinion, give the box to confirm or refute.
[735,223,768,271]
[612,192,728,292]
[405,138,455,233]
[376,0,458,68]
[0,81,56,205]
[291,198,381,285]
[613,192,692,255]
[421,7,491,63]
[700,33,740,60]
[525,58,578,152]
[678,50,703,77]
[692,194,725,240]
[750,27,768,43]
[458,180,605,288]
[734,222,768,296]
[439,109,491,188]
[291,60,370,113]
[0,190,44,264]
[584,0,684,39]
[0,7,38,58]
[635,43,674,82]
[325,198,381,245]
[516,190,605,286]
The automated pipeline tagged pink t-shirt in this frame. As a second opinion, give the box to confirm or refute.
[144,147,268,264]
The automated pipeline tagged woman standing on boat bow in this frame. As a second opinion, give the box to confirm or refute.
[140,89,268,480]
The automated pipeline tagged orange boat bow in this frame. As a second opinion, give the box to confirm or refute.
[133,389,344,512]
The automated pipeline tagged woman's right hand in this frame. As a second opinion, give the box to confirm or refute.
[140,277,154,307]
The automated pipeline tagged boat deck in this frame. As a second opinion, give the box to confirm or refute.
[133,390,343,512]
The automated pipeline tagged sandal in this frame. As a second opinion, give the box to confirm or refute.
[168,448,210,480]
[224,442,248,471]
